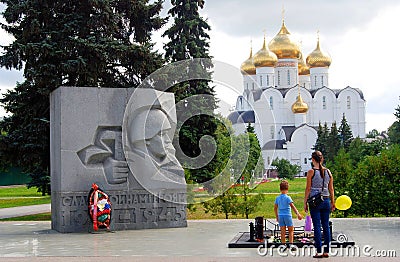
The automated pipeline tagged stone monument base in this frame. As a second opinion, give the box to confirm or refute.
[50,86,187,233]
[52,189,186,233]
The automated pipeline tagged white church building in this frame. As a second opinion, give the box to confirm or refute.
[228,19,366,175]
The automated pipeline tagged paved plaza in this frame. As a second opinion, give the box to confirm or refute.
[0,214,399,261]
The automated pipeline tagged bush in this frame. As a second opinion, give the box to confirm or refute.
[272,158,301,180]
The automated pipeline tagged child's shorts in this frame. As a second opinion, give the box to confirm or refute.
[278,215,293,227]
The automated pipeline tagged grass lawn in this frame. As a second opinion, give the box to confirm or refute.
[252,193,306,218]
[0,185,46,197]
[0,197,51,209]
[187,193,306,220]
[0,185,51,209]
[0,212,51,221]
[187,178,308,219]
[251,177,307,194]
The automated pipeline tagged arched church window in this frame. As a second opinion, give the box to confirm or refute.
[314,76,317,86]
[347,96,351,109]
[321,76,324,86]
[322,96,326,109]
[278,71,281,85]
[267,75,270,86]
[270,126,274,139]
[287,70,290,85]
[304,157,307,164]
[260,75,263,86]
[269,96,273,110]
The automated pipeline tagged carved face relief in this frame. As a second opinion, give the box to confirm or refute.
[147,130,170,159]
[129,108,172,160]
[121,89,185,192]
[145,112,172,160]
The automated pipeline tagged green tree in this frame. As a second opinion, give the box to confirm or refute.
[235,130,264,219]
[347,137,365,166]
[211,126,265,219]
[388,100,400,144]
[163,0,218,184]
[323,122,330,153]
[202,169,238,219]
[0,0,165,194]
[347,145,400,217]
[198,116,234,203]
[203,120,264,218]
[361,139,388,157]
[338,114,353,150]
[230,133,250,182]
[213,116,233,176]
[366,129,380,138]
[245,130,264,180]
[347,161,374,217]
[382,145,400,216]
[246,123,255,134]
[271,158,301,180]
[329,148,352,196]
[202,118,264,219]
[314,122,329,157]
[326,122,340,163]
[235,181,264,219]
[328,148,352,217]
[347,137,387,168]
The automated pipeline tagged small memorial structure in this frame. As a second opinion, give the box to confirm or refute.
[228,218,355,249]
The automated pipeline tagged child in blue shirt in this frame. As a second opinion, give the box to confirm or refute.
[274,180,303,244]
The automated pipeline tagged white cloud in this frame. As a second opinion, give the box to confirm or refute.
[328,4,400,130]
[204,0,400,37]
[367,113,396,132]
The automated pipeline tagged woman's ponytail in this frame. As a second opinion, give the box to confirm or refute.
[312,151,324,178]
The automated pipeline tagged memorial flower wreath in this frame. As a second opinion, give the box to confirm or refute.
[88,183,112,231]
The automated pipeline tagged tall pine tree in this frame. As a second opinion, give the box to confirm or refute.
[314,122,329,157]
[338,114,353,151]
[388,99,400,144]
[0,0,165,194]
[326,122,340,163]
[163,0,218,184]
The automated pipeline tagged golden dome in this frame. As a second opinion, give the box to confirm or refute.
[268,20,301,59]
[253,36,278,68]
[240,47,256,75]
[291,93,309,113]
[306,37,332,68]
[298,52,310,75]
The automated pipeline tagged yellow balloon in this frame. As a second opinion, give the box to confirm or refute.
[335,195,352,210]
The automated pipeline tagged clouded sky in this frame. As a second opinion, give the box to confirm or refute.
[198,0,400,133]
[1,1,399,132]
